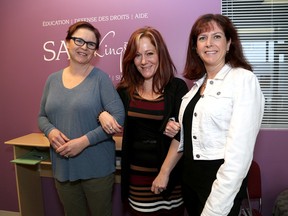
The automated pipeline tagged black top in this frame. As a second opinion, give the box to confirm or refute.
[183,87,202,159]
[118,77,188,200]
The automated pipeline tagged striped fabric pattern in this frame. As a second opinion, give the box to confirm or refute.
[127,92,184,215]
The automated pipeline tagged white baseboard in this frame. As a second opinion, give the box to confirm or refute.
[0,211,20,216]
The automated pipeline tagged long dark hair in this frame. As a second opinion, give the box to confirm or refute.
[183,14,252,80]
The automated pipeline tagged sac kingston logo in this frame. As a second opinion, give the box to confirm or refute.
[43,30,128,73]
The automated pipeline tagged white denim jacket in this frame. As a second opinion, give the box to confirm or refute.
[178,64,265,216]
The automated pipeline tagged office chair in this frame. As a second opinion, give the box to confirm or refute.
[240,160,262,216]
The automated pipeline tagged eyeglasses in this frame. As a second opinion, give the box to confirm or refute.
[70,37,97,50]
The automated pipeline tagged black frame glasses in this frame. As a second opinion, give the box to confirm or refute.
[70,37,97,50]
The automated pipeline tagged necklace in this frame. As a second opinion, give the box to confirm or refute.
[63,64,92,89]
[136,87,162,100]
[79,64,91,76]
[67,64,91,76]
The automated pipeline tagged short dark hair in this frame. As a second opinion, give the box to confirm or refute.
[65,21,101,50]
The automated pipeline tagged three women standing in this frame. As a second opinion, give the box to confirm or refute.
[39,13,265,216]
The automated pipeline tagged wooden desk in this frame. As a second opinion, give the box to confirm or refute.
[5,133,49,216]
[5,133,122,216]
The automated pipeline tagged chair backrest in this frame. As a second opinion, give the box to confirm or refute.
[240,161,262,216]
[247,160,262,200]
[246,160,262,215]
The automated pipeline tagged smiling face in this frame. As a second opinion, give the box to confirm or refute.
[66,28,97,65]
[134,36,159,82]
[196,21,231,73]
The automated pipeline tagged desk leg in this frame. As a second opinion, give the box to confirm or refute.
[14,146,45,216]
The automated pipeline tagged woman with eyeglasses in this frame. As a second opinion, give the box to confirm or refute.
[38,21,125,216]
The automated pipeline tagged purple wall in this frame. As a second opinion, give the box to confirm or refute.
[0,0,287,216]
[253,130,288,215]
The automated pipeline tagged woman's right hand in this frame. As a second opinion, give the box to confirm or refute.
[48,129,70,150]
[151,172,169,194]
[164,119,181,138]
[98,111,122,134]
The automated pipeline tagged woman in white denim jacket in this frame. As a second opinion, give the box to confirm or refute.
[177,14,265,216]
